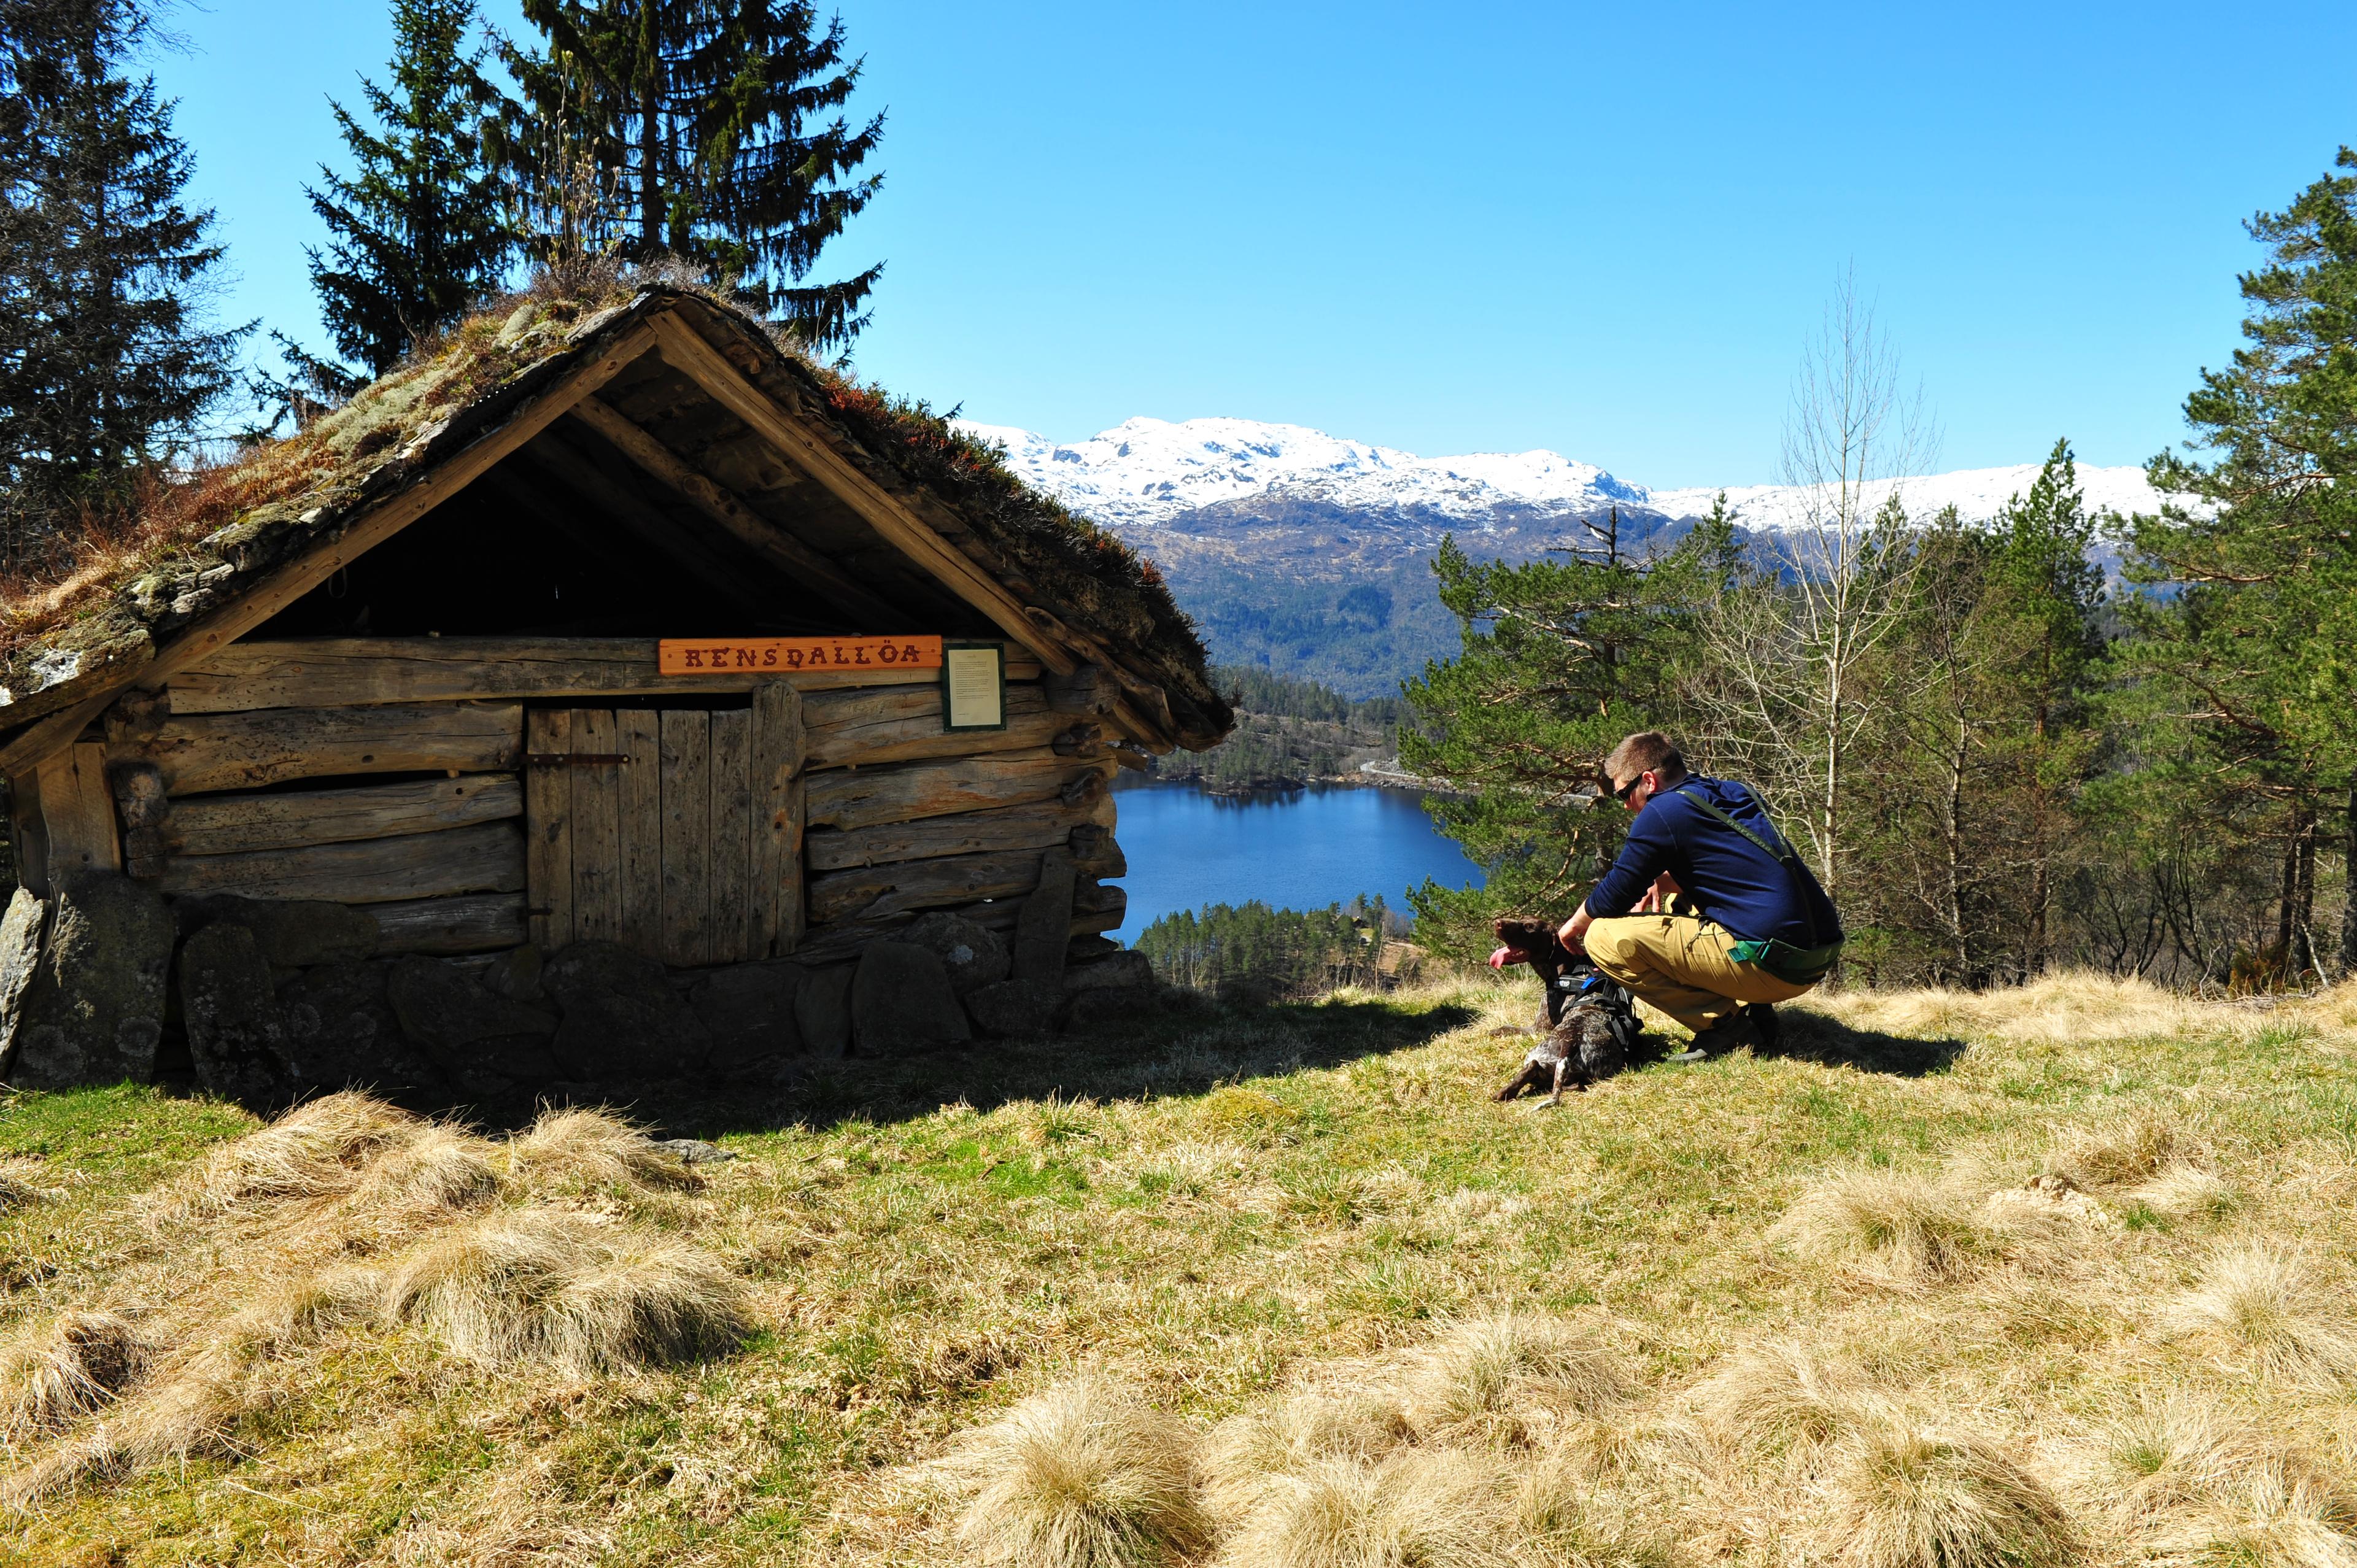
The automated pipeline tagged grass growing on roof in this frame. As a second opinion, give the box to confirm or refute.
[0,971,2351,1564]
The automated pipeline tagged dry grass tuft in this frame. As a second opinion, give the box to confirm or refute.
[1213,1449,1516,1568]
[1772,1168,1989,1283]
[946,1376,1209,1568]
[2129,1164,2243,1224]
[0,1311,148,1442]
[2106,1398,2357,1563]
[506,1107,700,1194]
[168,1091,421,1218]
[1693,1345,1879,1452]
[0,1168,52,1212]
[1395,1312,1629,1442]
[2043,1113,2177,1190]
[381,1208,748,1375]
[2164,1245,2357,1386]
[347,1124,503,1221]
[1824,1424,2077,1568]
[1202,1389,1407,1520]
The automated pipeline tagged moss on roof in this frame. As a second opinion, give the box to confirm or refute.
[0,284,1232,750]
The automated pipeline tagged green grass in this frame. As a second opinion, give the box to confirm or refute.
[2,974,2354,1565]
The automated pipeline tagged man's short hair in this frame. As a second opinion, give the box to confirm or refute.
[1606,732,1686,786]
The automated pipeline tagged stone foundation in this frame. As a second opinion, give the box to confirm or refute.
[0,873,1156,1108]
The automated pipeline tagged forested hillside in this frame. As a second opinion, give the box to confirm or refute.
[1142,665,1403,791]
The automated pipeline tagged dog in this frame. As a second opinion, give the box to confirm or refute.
[1488,916,1641,1105]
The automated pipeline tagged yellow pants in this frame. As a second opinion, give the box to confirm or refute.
[1584,914,1814,1033]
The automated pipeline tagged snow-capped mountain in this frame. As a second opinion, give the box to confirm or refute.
[956,415,2174,533]
[958,416,1649,530]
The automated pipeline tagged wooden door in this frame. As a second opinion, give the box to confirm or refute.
[525,688,803,964]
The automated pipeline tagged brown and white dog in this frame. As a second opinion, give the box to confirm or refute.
[1488,916,1638,1104]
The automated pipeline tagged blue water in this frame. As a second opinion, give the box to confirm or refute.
[1110,782,1485,941]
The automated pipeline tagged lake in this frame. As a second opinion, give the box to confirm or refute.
[1109,781,1485,941]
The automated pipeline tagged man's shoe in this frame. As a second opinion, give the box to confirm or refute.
[1682,1011,1765,1059]
[1746,1002,1781,1051]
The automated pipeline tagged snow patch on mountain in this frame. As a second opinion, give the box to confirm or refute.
[956,415,2177,531]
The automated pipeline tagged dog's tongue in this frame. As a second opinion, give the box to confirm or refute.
[1487,945,1519,969]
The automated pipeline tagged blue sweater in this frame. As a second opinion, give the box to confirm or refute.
[1584,776,1842,947]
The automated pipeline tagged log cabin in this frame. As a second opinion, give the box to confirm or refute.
[0,284,1232,1100]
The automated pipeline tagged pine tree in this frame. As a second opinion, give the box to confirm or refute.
[492,0,883,348]
[304,0,512,380]
[0,0,246,554]
[2119,147,2357,981]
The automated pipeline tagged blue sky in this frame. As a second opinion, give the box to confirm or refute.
[152,1,2356,487]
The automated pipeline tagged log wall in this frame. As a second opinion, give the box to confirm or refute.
[82,636,1128,962]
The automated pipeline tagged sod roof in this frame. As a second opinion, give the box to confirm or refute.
[0,282,1233,757]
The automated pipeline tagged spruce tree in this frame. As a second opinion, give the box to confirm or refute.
[304,0,512,380]
[0,0,246,553]
[492,0,884,348]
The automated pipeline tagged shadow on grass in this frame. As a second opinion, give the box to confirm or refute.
[600,992,1480,1140]
[1757,1008,1966,1078]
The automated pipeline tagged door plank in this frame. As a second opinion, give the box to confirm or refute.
[658,709,711,967]
[617,709,663,955]
[571,709,622,944]
[524,709,573,949]
[707,709,753,964]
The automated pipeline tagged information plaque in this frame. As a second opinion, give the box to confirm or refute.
[941,641,1007,731]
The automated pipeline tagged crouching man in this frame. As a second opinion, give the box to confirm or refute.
[1555,732,1843,1059]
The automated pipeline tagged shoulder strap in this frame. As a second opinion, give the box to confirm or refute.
[1668,784,1821,947]
[1669,784,1795,862]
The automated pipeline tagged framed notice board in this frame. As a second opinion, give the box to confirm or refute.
[942,642,1007,731]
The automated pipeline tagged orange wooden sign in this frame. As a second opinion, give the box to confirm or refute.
[657,635,945,675]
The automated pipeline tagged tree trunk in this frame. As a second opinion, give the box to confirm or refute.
[2293,800,2317,980]
[638,0,664,253]
[2342,782,2357,980]
[1943,713,1968,982]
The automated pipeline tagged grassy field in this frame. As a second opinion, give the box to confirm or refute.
[1,974,2353,1567]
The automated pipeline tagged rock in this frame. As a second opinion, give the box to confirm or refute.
[540,941,710,1080]
[1063,951,1155,995]
[1012,847,1077,986]
[657,1137,737,1164]
[793,964,854,1058]
[479,943,546,1001]
[174,895,377,967]
[179,924,290,1106]
[963,978,1063,1039]
[385,954,559,1085]
[0,889,48,1078]
[1061,987,1160,1032]
[7,872,173,1089]
[277,961,439,1094]
[688,960,805,1073]
[901,912,1011,995]
[850,943,970,1054]
[1066,933,1120,963]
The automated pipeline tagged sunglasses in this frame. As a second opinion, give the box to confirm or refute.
[1612,773,1645,803]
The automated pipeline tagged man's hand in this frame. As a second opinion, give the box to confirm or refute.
[1635,871,1681,914]
[1555,905,1593,955]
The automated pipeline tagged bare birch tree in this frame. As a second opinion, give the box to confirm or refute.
[1693,271,1938,902]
